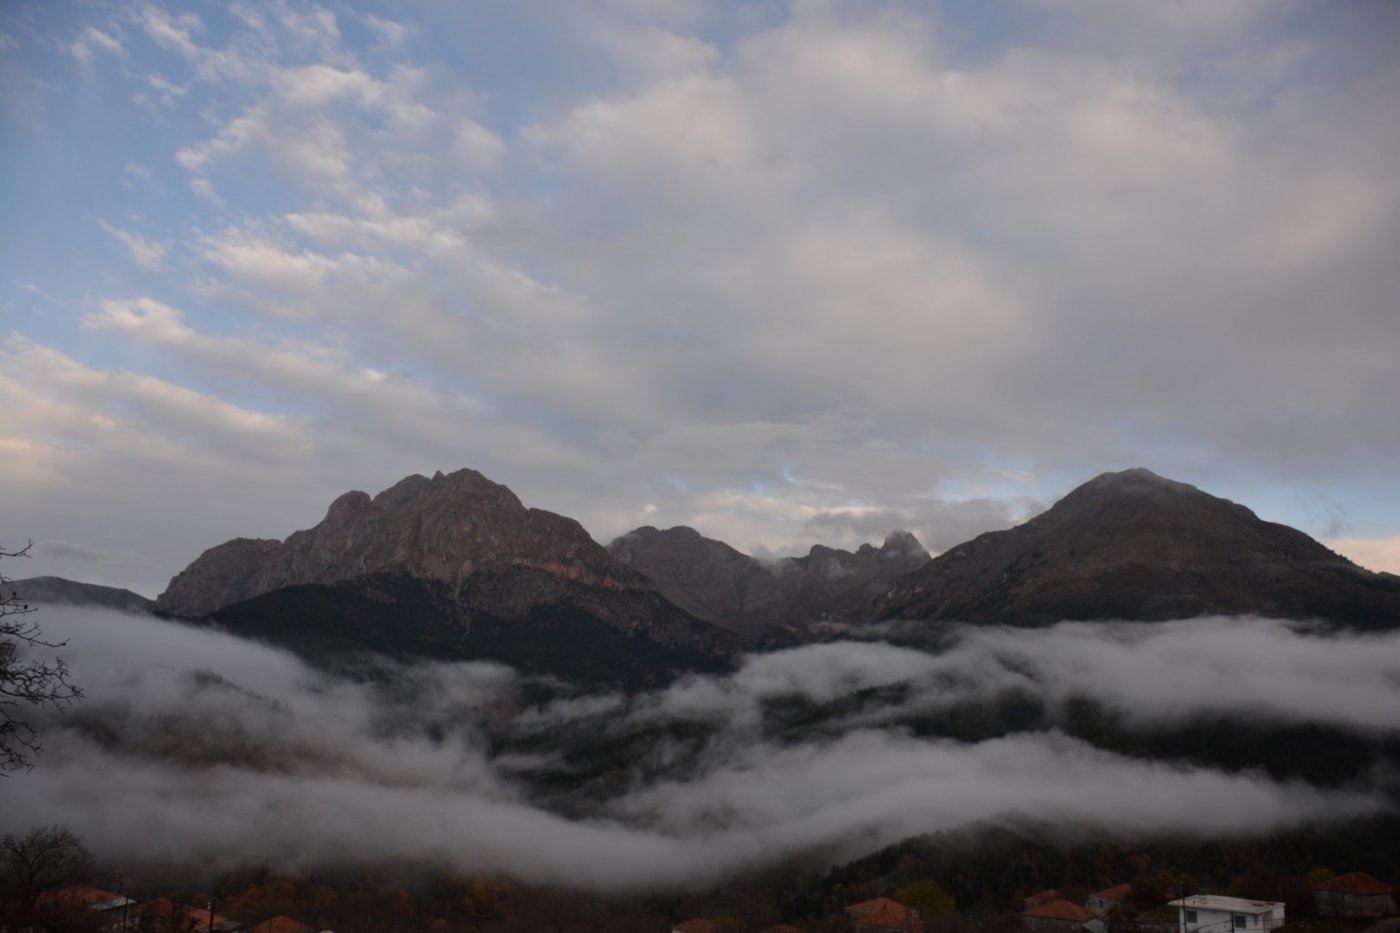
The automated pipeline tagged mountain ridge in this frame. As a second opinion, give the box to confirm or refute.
[155,468,735,685]
[871,467,1400,628]
[607,525,929,633]
[9,576,155,614]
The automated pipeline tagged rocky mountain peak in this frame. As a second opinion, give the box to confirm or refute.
[156,468,647,618]
[881,529,925,557]
[608,524,930,632]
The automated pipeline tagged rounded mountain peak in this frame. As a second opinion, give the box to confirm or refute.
[876,469,1400,628]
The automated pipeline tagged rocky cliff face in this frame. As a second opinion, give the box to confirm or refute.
[607,525,929,632]
[158,469,651,617]
[873,468,1400,628]
[157,469,734,680]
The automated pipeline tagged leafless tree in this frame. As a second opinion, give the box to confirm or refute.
[2,541,83,773]
[0,824,96,919]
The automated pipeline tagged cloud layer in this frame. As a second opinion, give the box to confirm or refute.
[3,608,1396,891]
[3,2,1400,593]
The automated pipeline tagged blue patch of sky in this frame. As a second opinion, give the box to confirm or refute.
[925,0,1053,68]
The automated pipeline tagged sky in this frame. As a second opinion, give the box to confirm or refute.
[2,0,1399,597]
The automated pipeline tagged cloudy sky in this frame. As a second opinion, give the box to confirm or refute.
[3,0,1399,596]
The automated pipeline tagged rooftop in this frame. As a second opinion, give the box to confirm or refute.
[1312,873,1396,896]
[247,917,317,933]
[42,886,133,912]
[1168,895,1283,915]
[673,920,723,933]
[1025,899,1098,923]
[846,896,923,930]
[1025,890,1064,908]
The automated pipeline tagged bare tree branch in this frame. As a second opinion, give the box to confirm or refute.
[2,541,84,773]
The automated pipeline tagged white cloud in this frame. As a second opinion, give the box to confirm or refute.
[70,26,124,64]
[95,219,166,271]
[84,297,488,444]
[135,5,202,61]
[1,611,1390,891]
[188,177,224,205]
[133,72,188,110]
[363,13,409,46]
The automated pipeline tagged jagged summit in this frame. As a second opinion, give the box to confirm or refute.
[873,467,1400,628]
[155,468,734,686]
[607,524,930,632]
[156,467,648,618]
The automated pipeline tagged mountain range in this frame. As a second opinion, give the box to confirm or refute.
[606,525,929,634]
[18,466,1400,686]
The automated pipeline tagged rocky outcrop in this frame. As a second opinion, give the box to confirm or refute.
[157,469,735,678]
[607,526,929,632]
[10,576,155,614]
[873,467,1400,628]
[158,469,651,618]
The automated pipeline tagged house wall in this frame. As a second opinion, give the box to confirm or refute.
[1181,905,1283,933]
[1024,916,1085,933]
[1087,896,1123,916]
[1314,891,1397,918]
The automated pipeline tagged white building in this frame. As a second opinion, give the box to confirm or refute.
[1167,895,1284,933]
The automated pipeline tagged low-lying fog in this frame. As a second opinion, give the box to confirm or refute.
[5,609,1398,891]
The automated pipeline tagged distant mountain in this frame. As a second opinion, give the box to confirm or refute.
[607,525,929,633]
[9,576,154,614]
[157,469,734,686]
[873,468,1400,628]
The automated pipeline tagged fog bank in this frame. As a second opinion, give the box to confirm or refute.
[3,609,1395,891]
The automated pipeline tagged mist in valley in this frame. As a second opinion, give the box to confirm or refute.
[5,607,1398,892]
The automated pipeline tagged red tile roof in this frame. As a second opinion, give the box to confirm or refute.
[1025,890,1063,909]
[1024,899,1098,923]
[1312,872,1396,896]
[40,886,129,911]
[248,916,317,933]
[846,896,923,931]
[673,920,723,933]
[1092,884,1133,903]
[136,900,237,932]
[847,896,909,916]
[183,906,237,931]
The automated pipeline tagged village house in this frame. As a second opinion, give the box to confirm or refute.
[1025,891,1064,911]
[1086,884,1133,916]
[1167,894,1283,933]
[672,919,723,933]
[246,917,318,933]
[1311,872,1398,918]
[133,899,240,933]
[844,896,925,933]
[1022,897,1097,933]
[26,887,137,932]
